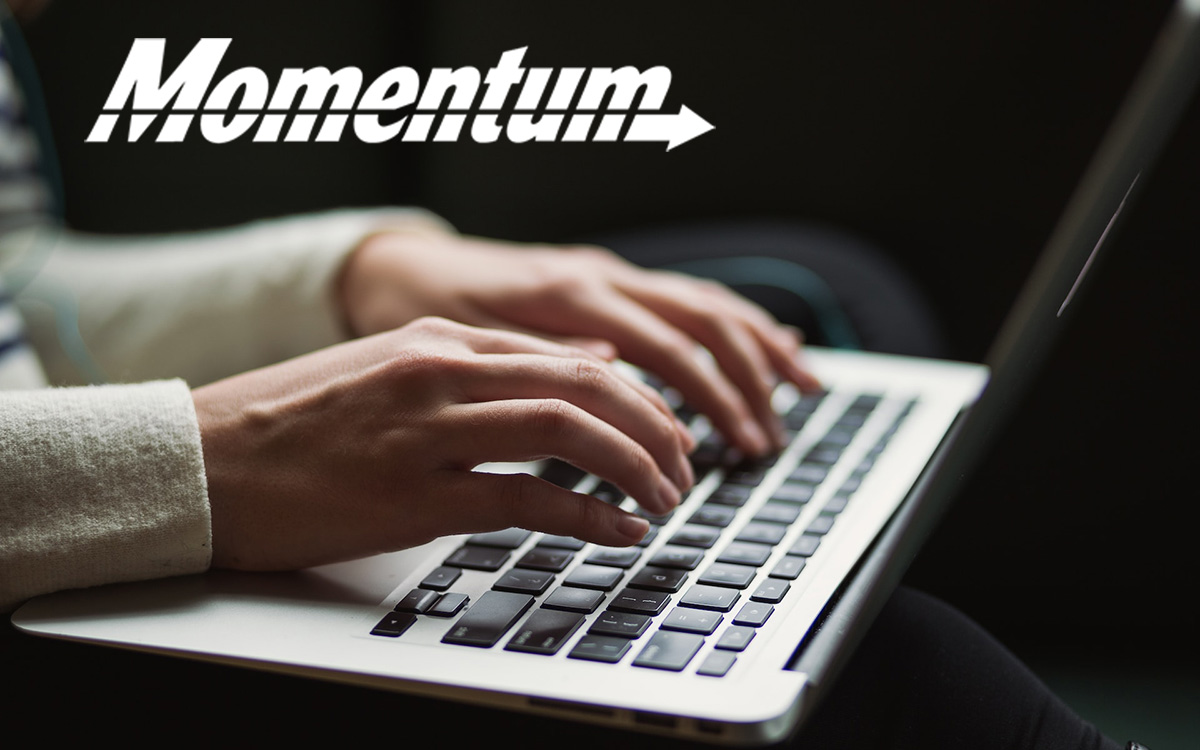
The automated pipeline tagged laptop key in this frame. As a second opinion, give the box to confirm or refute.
[370,612,416,637]
[715,625,756,651]
[467,528,532,549]
[669,524,721,549]
[628,566,688,593]
[790,464,829,484]
[445,545,510,572]
[609,588,671,615]
[707,484,754,507]
[636,507,675,526]
[788,533,822,557]
[769,556,806,580]
[804,445,843,465]
[395,588,440,614]
[442,591,534,647]
[563,564,624,591]
[753,501,803,524]
[697,562,757,589]
[736,521,788,545]
[660,606,723,635]
[539,459,587,489]
[648,545,705,570]
[586,547,643,568]
[771,482,814,505]
[680,584,740,612]
[724,463,769,486]
[588,610,652,639]
[419,565,462,592]
[591,481,625,505]
[635,525,660,547]
[696,650,737,677]
[504,609,585,655]
[733,602,774,627]
[427,592,470,617]
[750,579,790,603]
[515,547,575,572]
[569,635,632,663]
[541,586,605,614]
[689,503,738,527]
[538,535,587,551]
[633,631,705,671]
[717,541,773,567]
[493,568,555,595]
[807,514,836,535]
[824,494,850,514]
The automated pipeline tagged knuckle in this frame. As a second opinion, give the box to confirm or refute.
[530,398,577,438]
[660,333,699,364]
[542,273,592,302]
[693,308,729,341]
[405,315,455,335]
[379,345,470,390]
[570,244,618,263]
[571,358,609,394]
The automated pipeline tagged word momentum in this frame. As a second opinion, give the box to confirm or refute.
[87,40,714,150]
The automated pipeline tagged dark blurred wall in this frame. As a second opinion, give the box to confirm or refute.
[23,0,1199,656]
[24,0,425,229]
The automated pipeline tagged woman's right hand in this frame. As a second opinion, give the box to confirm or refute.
[192,316,695,571]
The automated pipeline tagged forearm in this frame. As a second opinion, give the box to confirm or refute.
[14,207,451,386]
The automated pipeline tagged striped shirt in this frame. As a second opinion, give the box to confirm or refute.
[0,21,50,389]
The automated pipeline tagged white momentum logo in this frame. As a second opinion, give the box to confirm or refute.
[86,40,714,151]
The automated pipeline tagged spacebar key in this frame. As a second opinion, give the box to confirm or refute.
[442,591,534,647]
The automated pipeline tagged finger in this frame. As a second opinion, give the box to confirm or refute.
[549,289,773,456]
[467,310,622,361]
[443,398,684,514]
[611,278,784,448]
[750,324,824,394]
[451,471,651,547]
[628,272,822,394]
[451,319,693,448]
[450,320,613,362]
[459,354,694,489]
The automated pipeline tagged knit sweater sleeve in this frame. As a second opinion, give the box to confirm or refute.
[1,207,452,612]
[14,206,452,386]
[0,379,209,612]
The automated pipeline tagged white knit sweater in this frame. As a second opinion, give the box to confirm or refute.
[0,207,449,611]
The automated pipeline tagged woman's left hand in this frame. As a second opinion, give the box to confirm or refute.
[338,229,822,456]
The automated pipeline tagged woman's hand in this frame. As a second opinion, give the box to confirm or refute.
[338,230,822,457]
[193,317,694,571]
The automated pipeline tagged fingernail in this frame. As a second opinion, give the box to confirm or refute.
[676,418,697,452]
[658,474,682,512]
[617,513,651,543]
[676,453,695,490]
[741,419,771,457]
[798,372,824,393]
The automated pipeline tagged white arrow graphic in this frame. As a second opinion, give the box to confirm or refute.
[625,105,714,151]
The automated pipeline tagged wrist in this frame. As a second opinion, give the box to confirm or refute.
[336,227,448,338]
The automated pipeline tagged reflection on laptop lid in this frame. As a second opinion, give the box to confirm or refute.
[13,2,1200,746]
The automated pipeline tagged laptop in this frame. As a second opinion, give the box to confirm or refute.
[13,2,1200,745]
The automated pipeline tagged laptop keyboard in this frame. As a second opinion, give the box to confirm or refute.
[370,387,915,677]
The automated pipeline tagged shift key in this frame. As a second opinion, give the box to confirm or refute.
[442,591,534,647]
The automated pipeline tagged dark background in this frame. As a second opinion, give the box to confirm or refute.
[9,0,1197,730]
